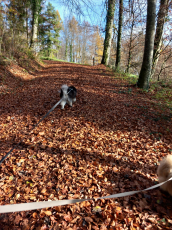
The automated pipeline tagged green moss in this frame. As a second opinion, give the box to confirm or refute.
[150,80,172,110]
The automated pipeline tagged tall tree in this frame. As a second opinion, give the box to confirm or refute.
[151,0,169,78]
[115,0,123,70]
[126,0,135,73]
[30,0,42,52]
[81,21,92,64]
[70,43,73,62]
[39,3,62,57]
[137,0,157,90]
[68,16,78,62]
[101,0,115,65]
[62,17,70,61]
[93,28,104,64]
[0,2,6,55]
[65,39,68,61]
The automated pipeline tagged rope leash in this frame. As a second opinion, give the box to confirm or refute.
[0,87,170,214]
[0,88,74,165]
[0,178,171,213]
[0,98,63,165]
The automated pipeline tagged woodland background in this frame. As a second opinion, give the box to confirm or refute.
[0,0,172,229]
[0,0,172,83]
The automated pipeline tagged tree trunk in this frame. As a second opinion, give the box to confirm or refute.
[25,7,29,45]
[0,5,7,55]
[0,37,2,55]
[30,0,40,52]
[151,0,169,78]
[115,0,123,70]
[70,44,72,62]
[126,0,134,73]
[137,0,156,90]
[101,0,115,65]
[65,40,68,61]
[126,24,133,73]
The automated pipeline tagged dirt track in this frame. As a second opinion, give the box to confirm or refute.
[0,60,172,229]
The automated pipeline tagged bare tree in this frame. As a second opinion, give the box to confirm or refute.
[115,0,123,70]
[151,0,169,78]
[157,48,172,81]
[60,0,96,16]
[0,3,7,55]
[101,0,115,65]
[125,0,136,73]
[137,0,157,90]
[30,0,42,52]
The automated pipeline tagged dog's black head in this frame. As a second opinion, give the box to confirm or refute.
[67,86,77,99]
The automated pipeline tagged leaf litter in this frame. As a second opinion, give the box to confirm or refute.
[0,60,172,229]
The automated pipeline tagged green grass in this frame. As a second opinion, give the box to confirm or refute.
[40,56,66,61]
[150,80,172,110]
[112,70,172,111]
[113,69,138,85]
[124,73,138,85]
[40,56,91,66]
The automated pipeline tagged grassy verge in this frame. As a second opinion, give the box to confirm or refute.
[149,80,172,111]
[40,57,67,62]
[40,57,92,66]
[113,70,172,112]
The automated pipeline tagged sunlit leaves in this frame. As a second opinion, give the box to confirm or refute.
[0,60,172,229]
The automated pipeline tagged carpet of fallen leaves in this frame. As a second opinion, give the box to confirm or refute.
[0,60,172,230]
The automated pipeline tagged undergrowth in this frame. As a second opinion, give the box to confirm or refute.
[40,56,92,66]
[150,80,172,111]
[113,70,172,112]
[40,56,65,61]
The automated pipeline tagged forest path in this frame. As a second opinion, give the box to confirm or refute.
[0,60,172,229]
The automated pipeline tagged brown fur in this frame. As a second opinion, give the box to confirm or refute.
[157,155,172,196]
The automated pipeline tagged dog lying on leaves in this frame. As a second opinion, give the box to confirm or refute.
[60,84,77,109]
[157,155,172,196]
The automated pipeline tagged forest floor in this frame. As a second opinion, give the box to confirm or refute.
[0,60,172,230]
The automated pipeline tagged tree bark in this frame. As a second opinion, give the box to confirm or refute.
[137,0,156,90]
[25,7,29,44]
[126,22,134,73]
[126,0,134,73]
[30,0,41,52]
[70,44,72,62]
[151,0,169,78]
[115,0,123,70]
[0,4,7,55]
[101,0,115,65]
[65,40,68,61]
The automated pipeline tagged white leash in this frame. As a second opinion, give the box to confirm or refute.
[0,178,171,213]
[0,88,74,165]
[0,88,171,213]
[0,98,63,165]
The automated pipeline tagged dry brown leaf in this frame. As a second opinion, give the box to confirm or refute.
[85,217,93,223]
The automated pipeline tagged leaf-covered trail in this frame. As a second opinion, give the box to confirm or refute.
[0,61,172,229]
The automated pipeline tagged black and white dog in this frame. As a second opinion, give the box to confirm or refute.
[60,84,77,109]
